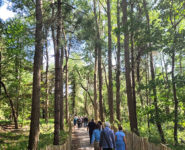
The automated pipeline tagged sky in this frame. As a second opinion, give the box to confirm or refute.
[0,0,15,21]
[0,0,55,65]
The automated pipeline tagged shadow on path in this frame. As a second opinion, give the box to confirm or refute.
[72,127,93,150]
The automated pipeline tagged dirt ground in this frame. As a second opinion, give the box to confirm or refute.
[71,126,94,150]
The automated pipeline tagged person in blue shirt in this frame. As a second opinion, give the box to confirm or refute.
[115,126,127,150]
[91,123,102,150]
[99,122,115,150]
[73,116,78,127]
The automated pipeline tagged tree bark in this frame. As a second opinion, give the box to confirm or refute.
[93,0,103,122]
[172,48,178,145]
[116,0,121,122]
[107,0,114,123]
[53,0,62,145]
[85,75,90,115]
[45,30,49,123]
[161,53,170,115]
[93,0,99,122]
[94,46,98,121]
[28,0,43,148]
[71,74,76,115]
[64,35,69,122]
[15,54,20,118]
[130,2,137,121]
[60,47,64,130]
[122,0,139,135]
[169,0,179,143]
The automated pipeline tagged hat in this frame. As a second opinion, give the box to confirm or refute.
[105,122,110,127]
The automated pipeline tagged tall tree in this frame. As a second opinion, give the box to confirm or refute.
[93,0,99,121]
[60,46,64,130]
[71,71,76,115]
[28,0,43,149]
[44,29,49,123]
[93,0,103,121]
[122,0,139,135]
[143,0,165,143]
[94,46,98,121]
[107,0,114,123]
[116,0,121,122]
[130,1,137,123]
[63,28,69,122]
[53,0,62,145]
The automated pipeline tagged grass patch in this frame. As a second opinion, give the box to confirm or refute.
[0,119,69,150]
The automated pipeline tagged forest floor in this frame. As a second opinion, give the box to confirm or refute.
[72,126,93,150]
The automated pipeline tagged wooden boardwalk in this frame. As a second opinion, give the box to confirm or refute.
[71,126,93,150]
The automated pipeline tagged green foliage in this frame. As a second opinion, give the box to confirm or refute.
[0,119,69,150]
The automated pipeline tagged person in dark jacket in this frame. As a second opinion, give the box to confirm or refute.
[99,122,115,150]
[87,119,96,144]
[84,116,88,127]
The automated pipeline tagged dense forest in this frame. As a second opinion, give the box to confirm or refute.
[0,0,185,149]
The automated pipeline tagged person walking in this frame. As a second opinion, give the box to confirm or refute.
[84,116,88,127]
[115,126,127,150]
[98,121,103,130]
[73,115,78,128]
[91,124,102,150]
[87,119,96,144]
[99,122,115,150]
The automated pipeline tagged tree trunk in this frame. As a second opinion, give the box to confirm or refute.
[115,0,121,122]
[85,75,90,115]
[122,0,139,135]
[45,31,49,123]
[60,47,64,130]
[103,62,108,92]
[130,1,137,128]
[71,75,76,115]
[53,0,62,145]
[172,50,178,144]
[28,0,43,149]
[169,1,179,142]
[142,0,165,143]
[15,54,19,118]
[94,46,98,121]
[93,0,103,122]
[0,81,18,129]
[107,0,114,124]
[93,0,99,122]
[145,55,150,136]
[65,40,69,122]
[136,48,143,106]
[161,53,170,115]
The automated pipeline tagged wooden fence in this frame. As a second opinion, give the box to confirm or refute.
[124,131,171,150]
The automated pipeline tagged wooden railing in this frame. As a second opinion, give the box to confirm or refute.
[124,131,171,150]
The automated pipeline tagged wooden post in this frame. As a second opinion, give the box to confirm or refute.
[160,143,168,150]
[133,133,141,150]
[125,131,133,150]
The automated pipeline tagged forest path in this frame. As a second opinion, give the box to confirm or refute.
[71,126,93,150]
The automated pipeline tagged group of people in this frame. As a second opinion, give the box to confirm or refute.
[87,119,126,150]
[73,116,89,128]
